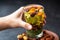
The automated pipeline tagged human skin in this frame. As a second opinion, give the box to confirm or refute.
[0,7,32,31]
[0,4,46,31]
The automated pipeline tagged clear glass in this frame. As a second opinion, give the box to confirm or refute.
[23,6,45,38]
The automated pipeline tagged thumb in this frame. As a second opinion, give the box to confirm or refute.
[19,20,32,30]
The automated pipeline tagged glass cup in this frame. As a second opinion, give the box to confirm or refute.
[23,4,46,38]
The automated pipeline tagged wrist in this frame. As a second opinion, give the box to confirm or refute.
[0,16,10,25]
[0,16,11,30]
[0,16,19,28]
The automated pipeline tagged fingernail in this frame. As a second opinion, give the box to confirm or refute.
[25,23,32,30]
[28,25,32,30]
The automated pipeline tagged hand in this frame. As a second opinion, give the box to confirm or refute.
[8,4,46,30]
[5,7,32,30]
[1,4,46,30]
[0,4,46,30]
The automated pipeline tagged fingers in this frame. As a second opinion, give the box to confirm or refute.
[19,20,32,30]
[24,4,44,10]
[43,19,46,26]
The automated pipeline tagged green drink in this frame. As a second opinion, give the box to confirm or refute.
[23,5,46,38]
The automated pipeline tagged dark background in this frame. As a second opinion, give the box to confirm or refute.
[0,0,60,40]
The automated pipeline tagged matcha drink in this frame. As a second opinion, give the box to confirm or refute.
[23,5,46,38]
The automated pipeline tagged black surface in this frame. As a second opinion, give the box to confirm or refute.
[0,0,60,40]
